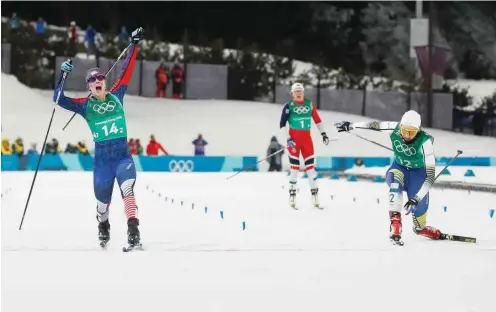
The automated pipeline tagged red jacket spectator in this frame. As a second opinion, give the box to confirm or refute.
[128,138,137,155]
[155,63,169,98]
[171,63,184,99]
[146,135,168,156]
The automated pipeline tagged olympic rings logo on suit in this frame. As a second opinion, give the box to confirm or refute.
[93,101,116,114]
[393,140,416,156]
[169,160,194,172]
[293,106,310,114]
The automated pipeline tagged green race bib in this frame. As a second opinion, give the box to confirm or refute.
[390,125,432,169]
[85,93,128,142]
[287,99,313,130]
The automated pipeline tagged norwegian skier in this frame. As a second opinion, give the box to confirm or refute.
[335,110,447,246]
[53,27,143,249]
[280,83,330,209]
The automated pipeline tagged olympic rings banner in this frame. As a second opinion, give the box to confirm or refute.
[0,155,259,172]
[1,155,495,172]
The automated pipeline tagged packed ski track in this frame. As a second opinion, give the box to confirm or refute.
[2,171,495,312]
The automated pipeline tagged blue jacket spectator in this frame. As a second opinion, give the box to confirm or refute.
[119,26,130,43]
[85,25,96,44]
[10,13,19,30]
[85,25,97,56]
[192,134,208,156]
[35,17,45,35]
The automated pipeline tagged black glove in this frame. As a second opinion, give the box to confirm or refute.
[131,27,144,44]
[322,132,329,145]
[404,197,419,215]
[335,121,352,132]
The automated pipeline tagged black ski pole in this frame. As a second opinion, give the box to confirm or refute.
[19,62,71,230]
[61,43,133,131]
[226,148,286,180]
[350,132,463,181]
[350,132,393,151]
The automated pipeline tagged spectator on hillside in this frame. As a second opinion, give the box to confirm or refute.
[146,135,168,156]
[2,139,13,155]
[128,138,137,155]
[118,26,130,49]
[85,24,97,57]
[332,67,349,89]
[11,137,24,156]
[45,138,61,154]
[266,136,284,172]
[77,141,90,155]
[354,158,364,167]
[135,139,144,155]
[10,13,20,37]
[171,63,184,99]
[28,143,38,155]
[192,134,208,156]
[65,143,78,154]
[34,17,46,35]
[155,62,169,98]
[68,21,77,56]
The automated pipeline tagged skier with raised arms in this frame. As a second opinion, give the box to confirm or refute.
[53,27,143,250]
[280,83,330,209]
[335,110,448,246]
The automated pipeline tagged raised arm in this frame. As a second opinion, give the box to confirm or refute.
[53,69,87,117]
[109,43,138,104]
[351,121,399,131]
[335,119,398,133]
[110,27,143,103]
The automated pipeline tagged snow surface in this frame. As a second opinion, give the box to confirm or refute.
[2,73,496,163]
[2,171,495,312]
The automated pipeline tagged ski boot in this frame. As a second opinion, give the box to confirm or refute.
[311,188,321,209]
[414,226,442,240]
[389,211,404,246]
[127,218,141,246]
[98,219,110,248]
[289,185,297,209]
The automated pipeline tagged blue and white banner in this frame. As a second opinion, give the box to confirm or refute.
[1,155,259,172]
[2,155,495,172]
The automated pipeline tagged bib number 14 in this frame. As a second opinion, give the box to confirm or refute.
[93,123,123,139]
[102,123,122,136]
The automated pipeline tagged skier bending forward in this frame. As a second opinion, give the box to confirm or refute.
[53,28,143,248]
[336,110,449,246]
[280,83,330,209]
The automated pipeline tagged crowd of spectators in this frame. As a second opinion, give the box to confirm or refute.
[2,134,208,157]
[6,13,186,99]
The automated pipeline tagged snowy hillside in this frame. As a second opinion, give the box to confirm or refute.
[2,73,496,161]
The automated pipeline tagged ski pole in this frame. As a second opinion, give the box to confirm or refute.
[19,61,72,230]
[350,132,463,181]
[226,147,286,180]
[433,149,463,182]
[227,138,338,180]
[350,132,393,151]
[61,43,133,131]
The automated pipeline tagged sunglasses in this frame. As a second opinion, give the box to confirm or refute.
[87,74,105,83]
[400,126,418,137]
